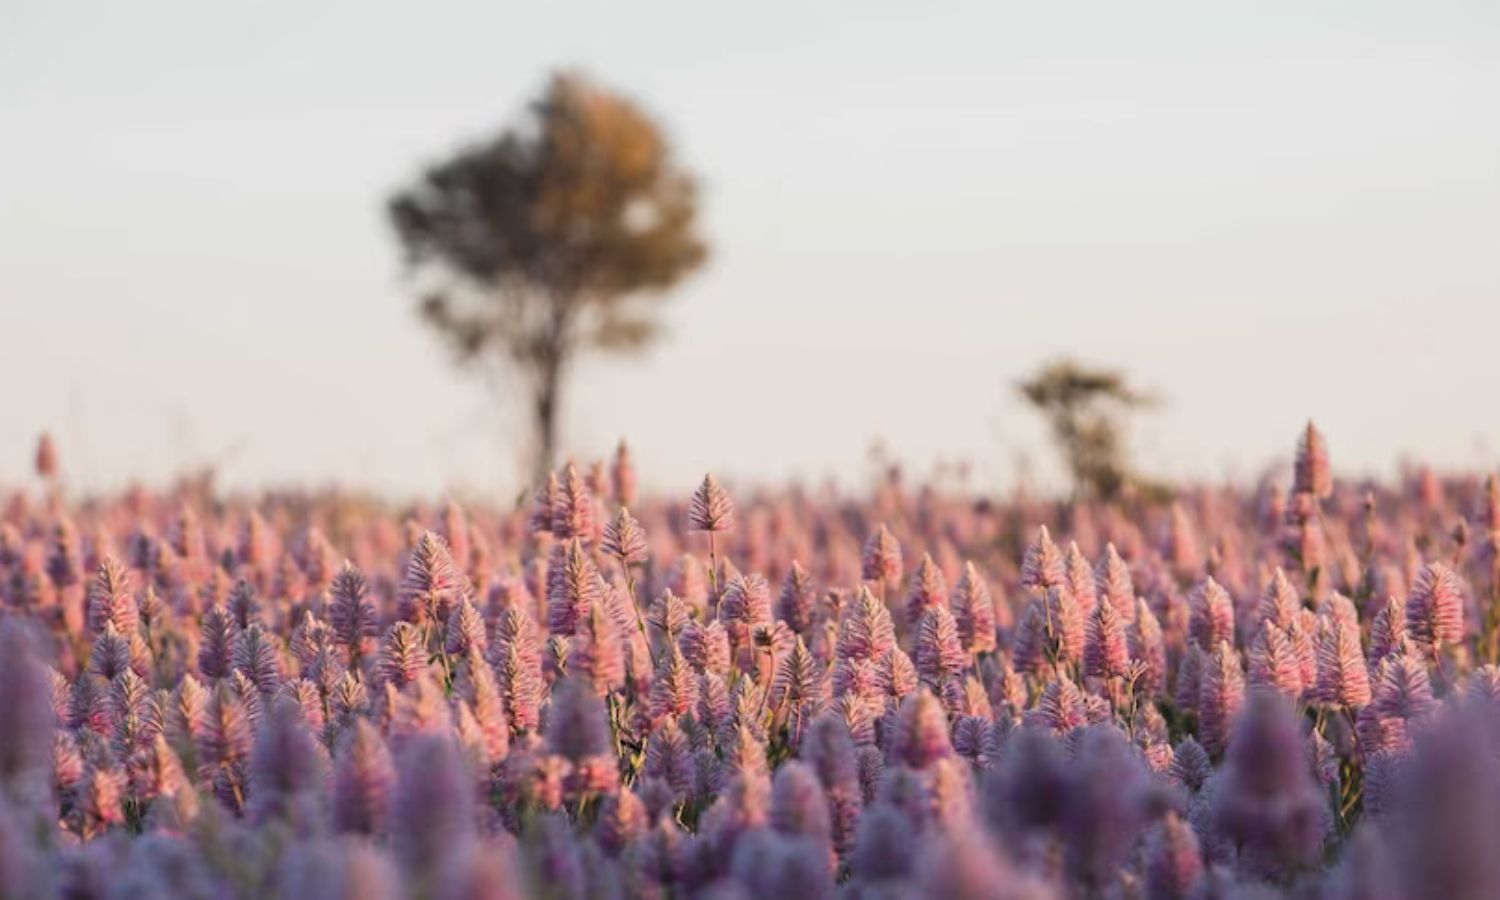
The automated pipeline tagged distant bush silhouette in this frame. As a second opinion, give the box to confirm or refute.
[1019,358,1155,501]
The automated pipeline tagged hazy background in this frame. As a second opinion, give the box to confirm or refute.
[3,1,1497,499]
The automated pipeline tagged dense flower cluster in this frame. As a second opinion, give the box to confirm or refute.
[3,428,1500,898]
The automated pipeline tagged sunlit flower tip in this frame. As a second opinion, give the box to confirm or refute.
[528,471,560,536]
[688,473,736,533]
[611,440,637,506]
[1019,525,1065,590]
[1314,619,1371,708]
[1094,543,1137,622]
[442,597,486,658]
[1129,598,1166,693]
[551,462,597,542]
[643,716,694,801]
[776,561,817,634]
[835,586,896,664]
[891,689,952,769]
[1294,420,1333,499]
[949,561,997,655]
[1248,621,1303,700]
[568,603,625,697]
[860,524,903,585]
[547,539,602,636]
[328,561,378,650]
[86,556,138,637]
[719,573,772,626]
[1405,561,1465,648]
[34,431,58,478]
[649,643,699,721]
[1083,598,1131,680]
[398,531,468,624]
[378,622,427,689]
[1196,642,1246,758]
[1187,576,1236,651]
[601,506,648,565]
[904,553,949,627]
[1257,567,1301,630]
[679,618,732,676]
[1064,541,1098,615]
[915,605,966,686]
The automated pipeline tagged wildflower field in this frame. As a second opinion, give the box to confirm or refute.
[3,426,1498,899]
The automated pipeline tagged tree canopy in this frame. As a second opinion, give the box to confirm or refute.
[389,71,708,482]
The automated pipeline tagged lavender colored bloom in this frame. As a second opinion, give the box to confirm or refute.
[529,471,561,536]
[248,698,327,831]
[1313,618,1372,708]
[1405,561,1465,649]
[547,539,602,636]
[915,605,966,687]
[1020,526,1066,591]
[951,561,999,655]
[333,719,395,836]
[1367,595,1408,665]
[1060,725,1159,887]
[551,461,597,542]
[1145,813,1204,900]
[1188,577,1236,650]
[1063,542,1099,618]
[398,531,469,626]
[0,621,54,795]
[601,506,648,566]
[850,802,918,884]
[689,474,736,533]
[86,556,139,637]
[905,553,949,628]
[861,524,903,586]
[1247,621,1303,700]
[776,561,818,635]
[837,587,897,667]
[728,829,834,900]
[915,818,1056,900]
[720,573,772,626]
[1210,692,1328,879]
[888,690,952,770]
[645,717,695,802]
[328,561,377,650]
[1094,543,1138,623]
[1256,568,1301,631]
[568,602,625,696]
[392,734,476,874]
[611,440,638,506]
[1385,707,1500,900]
[1197,641,1246,758]
[1083,599,1130,680]
[1294,420,1333,500]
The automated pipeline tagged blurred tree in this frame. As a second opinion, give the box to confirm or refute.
[1018,360,1155,501]
[388,72,708,482]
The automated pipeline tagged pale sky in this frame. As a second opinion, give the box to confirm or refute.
[2,1,1498,499]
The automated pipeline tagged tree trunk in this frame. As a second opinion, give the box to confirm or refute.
[532,361,561,486]
[528,296,574,486]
